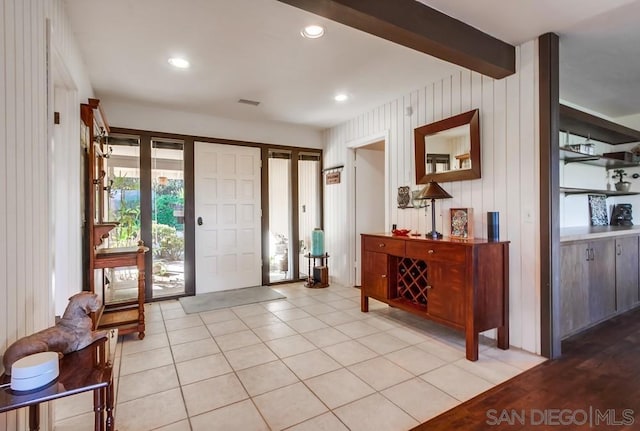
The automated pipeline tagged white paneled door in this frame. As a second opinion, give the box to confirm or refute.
[195,142,262,293]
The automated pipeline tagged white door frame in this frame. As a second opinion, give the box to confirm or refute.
[52,46,81,316]
[346,130,390,287]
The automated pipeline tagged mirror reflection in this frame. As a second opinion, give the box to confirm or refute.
[425,124,471,174]
[414,109,480,183]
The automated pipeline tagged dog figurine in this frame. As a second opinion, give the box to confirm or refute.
[2,292,107,375]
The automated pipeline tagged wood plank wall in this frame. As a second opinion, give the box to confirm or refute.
[1,0,89,429]
[323,41,541,353]
[1,0,50,428]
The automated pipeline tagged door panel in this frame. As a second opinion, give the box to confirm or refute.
[588,239,616,323]
[195,142,261,292]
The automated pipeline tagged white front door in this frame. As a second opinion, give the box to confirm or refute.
[194,142,262,293]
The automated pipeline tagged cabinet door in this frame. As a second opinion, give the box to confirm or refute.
[615,236,639,312]
[588,239,616,323]
[560,243,590,337]
[427,262,465,325]
[362,251,388,301]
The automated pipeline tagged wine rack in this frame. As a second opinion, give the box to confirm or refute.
[397,258,429,306]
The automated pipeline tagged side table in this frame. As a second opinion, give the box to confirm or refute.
[0,329,118,431]
[304,253,329,288]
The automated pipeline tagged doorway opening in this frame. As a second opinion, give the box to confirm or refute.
[349,133,389,287]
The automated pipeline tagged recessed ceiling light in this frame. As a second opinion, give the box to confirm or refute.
[168,57,190,69]
[301,25,325,39]
[334,93,348,102]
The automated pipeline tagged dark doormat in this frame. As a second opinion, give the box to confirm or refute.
[179,286,285,314]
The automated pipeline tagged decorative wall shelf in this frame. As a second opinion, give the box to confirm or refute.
[560,148,640,169]
[560,187,640,197]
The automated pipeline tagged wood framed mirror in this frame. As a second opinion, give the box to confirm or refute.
[414,109,480,183]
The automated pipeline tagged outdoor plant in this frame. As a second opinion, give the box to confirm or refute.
[112,201,140,247]
[152,223,184,260]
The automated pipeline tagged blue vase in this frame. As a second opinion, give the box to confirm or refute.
[311,228,324,256]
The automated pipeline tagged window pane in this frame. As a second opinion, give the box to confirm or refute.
[151,139,185,298]
[269,151,292,283]
[298,153,321,280]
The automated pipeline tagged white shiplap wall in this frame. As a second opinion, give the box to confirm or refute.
[1,0,91,429]
[323,41,541,353]
[1,0,50,429]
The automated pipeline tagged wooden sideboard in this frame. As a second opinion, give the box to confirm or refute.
[361,233,510,361]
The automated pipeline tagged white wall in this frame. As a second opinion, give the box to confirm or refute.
[100,98,323,149]
[324,41,542,353]
[1,0,93,429]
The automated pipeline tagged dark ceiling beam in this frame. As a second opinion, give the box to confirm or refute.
[277,0,515,79]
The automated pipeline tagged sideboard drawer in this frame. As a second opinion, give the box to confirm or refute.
[405,241,466,264]
[363,236,405,256]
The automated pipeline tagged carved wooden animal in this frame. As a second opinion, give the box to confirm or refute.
[2,292,107,375]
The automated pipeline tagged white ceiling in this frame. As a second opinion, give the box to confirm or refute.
[63,0,640,130]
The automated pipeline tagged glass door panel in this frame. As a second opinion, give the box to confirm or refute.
[268,151,293,283]
[151,139,185,298]
[103,136,141,304]
[298,153,321,280]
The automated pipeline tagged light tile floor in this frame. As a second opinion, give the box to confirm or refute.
[54,282,545,431]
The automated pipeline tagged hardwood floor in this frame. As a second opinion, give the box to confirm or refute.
[413,307,640,430]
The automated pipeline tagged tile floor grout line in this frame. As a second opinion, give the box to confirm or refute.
[162,300,196,430]
[201,306,277,430]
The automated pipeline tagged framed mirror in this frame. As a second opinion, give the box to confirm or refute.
[414,109,480,183]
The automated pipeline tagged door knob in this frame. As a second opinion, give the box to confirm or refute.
[197,217,203,226]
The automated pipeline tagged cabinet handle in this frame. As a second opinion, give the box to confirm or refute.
[426,285,433,289]
[381,274,387,278]
[378,243,385,248]
[617,244,622,256]
[586,248,590,261]
[589,248,595,261]
[428,249,435,254]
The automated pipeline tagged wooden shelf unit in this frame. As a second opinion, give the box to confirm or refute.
[361,233,509,361]
[82,98,146,339]
[559,109,640,196]
[559,104,640,145]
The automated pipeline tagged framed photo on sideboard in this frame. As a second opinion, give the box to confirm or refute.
[450,208,474,239]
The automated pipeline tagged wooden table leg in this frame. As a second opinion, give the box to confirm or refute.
[361,294,369,312]
[93,387,105,431]
[465,328,479,361]
[106,379,115,431]
[497,324,509,350]
[28,404,40,431]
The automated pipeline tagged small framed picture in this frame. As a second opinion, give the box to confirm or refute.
[450,208,474,239]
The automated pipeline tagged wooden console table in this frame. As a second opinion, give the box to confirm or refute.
[0,329,118,431]
[361,233,510,361]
